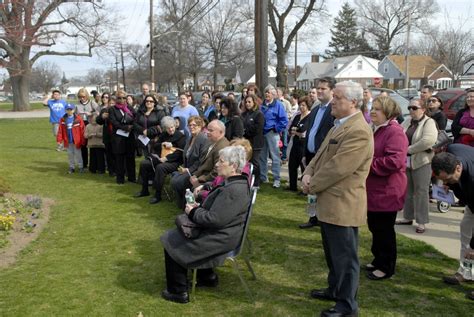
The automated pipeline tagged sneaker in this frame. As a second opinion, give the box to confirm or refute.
[272,180,281,188]
[67,168,75,174]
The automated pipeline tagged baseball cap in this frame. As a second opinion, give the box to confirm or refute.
[65,104,75,110]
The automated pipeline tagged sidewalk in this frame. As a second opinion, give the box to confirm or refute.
[0,109,49,119]
[279,163,463,259]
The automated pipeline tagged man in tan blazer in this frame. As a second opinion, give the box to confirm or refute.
[302,81,374,317]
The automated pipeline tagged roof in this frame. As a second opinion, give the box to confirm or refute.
[235,64,256,84]
[386,55,445,78]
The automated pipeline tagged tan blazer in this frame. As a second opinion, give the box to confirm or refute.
[194,137,230,183]
[401,116,437,170]
[303,112,374,227]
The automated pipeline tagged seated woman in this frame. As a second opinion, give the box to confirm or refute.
[193,138,253,203]
[135,116,186,204]
[170,116,209,210]
[160,145,251,304]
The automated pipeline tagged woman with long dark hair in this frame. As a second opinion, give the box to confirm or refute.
[220,97,244,141]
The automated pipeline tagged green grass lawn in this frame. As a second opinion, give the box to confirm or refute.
[0,118,471,316]
[0,102,45,111]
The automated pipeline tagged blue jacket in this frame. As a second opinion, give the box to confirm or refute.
[260,99,288,134]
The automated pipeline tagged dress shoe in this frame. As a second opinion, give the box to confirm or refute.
[310,288,336,301]
[149,197,162,204]
[443,273,468,285]
[366,270,391,281]
[161,289,189,304]
[299,217,319,229]
[320,307,358,317]
[134,191,150,198]
[363,263,376,271]
[196,273,219,287]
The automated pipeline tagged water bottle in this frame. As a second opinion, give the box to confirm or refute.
[306,194,317,217]
[185,188,195,204]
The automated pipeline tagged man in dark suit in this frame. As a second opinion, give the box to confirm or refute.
[299,77,336,229]
[302,81,373,317]
[432,145,474,291]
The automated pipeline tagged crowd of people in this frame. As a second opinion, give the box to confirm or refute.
[43,81,474,315]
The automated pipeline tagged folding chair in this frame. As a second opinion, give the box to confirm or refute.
[191,188,258,302]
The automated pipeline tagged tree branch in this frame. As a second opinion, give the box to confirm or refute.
[30,47,92,65]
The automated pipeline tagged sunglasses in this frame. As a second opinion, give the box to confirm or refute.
[145,100,154,103]
[117,97,126,100]
[78,95,86,98]
[408,106,422,111]
[102,96,109,99]
[428,99,439,103]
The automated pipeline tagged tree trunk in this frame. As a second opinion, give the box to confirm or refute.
[193,72,198,91]
[10,72,31,111]
[275,48,287,88]
[213,51,219,91]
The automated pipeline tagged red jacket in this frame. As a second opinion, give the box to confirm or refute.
[57,114,86,149]
[366,120,408,212]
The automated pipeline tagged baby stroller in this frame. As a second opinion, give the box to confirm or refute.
[431,129,454,213]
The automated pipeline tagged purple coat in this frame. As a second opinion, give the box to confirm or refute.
[367,120,408,212]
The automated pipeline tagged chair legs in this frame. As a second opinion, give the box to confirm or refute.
[190,258,256,302]
[228,257,254,302]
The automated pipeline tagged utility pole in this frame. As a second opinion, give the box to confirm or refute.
[120,43,126,92]
[149,0,155,92]
[294,32,298,81]
[115,57,119,91]
[405,14,411,90]
[255,0,268,94]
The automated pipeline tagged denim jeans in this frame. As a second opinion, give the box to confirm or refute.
[259,131,281,182]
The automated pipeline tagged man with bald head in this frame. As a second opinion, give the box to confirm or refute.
[171,120,229,210]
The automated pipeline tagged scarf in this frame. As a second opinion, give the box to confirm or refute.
[115,103,133,117]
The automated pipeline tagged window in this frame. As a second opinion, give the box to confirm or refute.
[383,64,389,73]
[357,60,363,70]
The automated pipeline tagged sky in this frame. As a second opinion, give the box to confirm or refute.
[2,0,472,82]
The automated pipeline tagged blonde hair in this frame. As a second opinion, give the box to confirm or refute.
[77,88,90,99]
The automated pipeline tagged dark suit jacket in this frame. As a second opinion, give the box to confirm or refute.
[446,144,474,214]
[304,103,335,161]
[183,132,209,174]
[194,137,230,183]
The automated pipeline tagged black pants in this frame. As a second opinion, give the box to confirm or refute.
[89,147,105,173]
[250,149,261,187]
[139,159,179,198]
[320,221,359,314]
[81,145,88,168]
[288,143,304,190]
[115,151,136,183]
[171,172,192,210]
[104,142,115,175]
[367,211,397,276]
[164,250,214,293]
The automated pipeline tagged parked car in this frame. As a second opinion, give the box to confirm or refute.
[435,88,468,120]
[368,88,410,117]
[396,88,419,100]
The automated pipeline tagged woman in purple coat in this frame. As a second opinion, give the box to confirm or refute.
[365,96,409,280]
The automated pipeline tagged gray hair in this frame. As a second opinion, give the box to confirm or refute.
[209,119,226,134]
[219,145,247,172]
[161,116,176,130]
[264,84,277,95]
[336,81,363,108]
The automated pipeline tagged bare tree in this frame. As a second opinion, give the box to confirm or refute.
[125,44,149,88]
[268,0,326,88]
[197,0,252,90]
[0,1,113,111]
[86,68,106,86]
[355,0,438,56]
[30,61,61,94]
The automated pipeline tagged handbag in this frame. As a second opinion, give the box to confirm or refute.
[433,130,452,149]
[175,213,201,239]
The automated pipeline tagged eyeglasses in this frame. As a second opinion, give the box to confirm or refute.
[428,99,438,103]
[408,106,422,111]
[145,100,154,103]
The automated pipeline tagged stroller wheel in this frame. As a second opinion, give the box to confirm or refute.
[437,201,450,213]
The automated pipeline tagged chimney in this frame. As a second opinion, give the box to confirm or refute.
[311,54,320,63]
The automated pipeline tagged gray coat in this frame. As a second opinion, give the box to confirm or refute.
[160,175,251,269]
